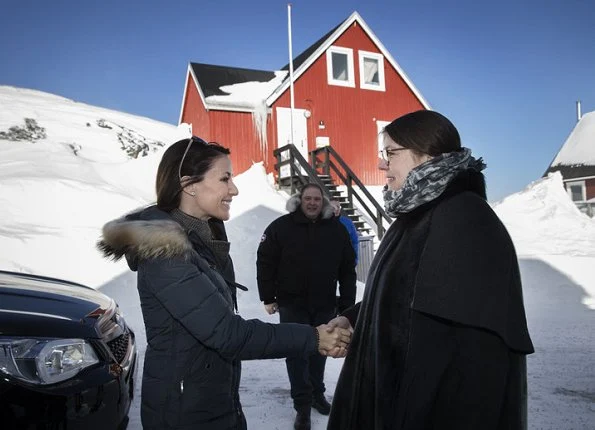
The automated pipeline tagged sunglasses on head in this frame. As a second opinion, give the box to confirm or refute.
[178,136,222,181]
[378,147,408,162]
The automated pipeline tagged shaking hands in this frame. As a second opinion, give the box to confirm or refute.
[263,303,354,358]
[316,316,353,358]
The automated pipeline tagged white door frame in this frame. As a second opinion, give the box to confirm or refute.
[276,107,309,177]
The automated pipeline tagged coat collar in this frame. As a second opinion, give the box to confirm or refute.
[97,207,193,263]
[285,192,334,220]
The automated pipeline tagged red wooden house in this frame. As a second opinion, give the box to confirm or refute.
[179,11,430,185]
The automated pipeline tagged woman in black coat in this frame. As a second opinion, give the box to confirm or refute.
[98,137,351,430]
[327,111,534,430]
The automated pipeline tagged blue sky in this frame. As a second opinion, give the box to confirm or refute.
[1,0,594,201]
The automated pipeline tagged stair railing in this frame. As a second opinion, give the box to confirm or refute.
[273,144,333,198]
[310,146,392,239]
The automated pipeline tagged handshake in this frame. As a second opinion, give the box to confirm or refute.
[264,303,353,358]
[316,316,353,358]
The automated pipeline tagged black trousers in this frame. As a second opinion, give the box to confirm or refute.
[279,305,336,411]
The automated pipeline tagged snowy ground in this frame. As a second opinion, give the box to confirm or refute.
[102,256,595,430]
[1,86,594,429]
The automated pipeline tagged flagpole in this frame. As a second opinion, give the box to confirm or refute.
[287,3,295,146]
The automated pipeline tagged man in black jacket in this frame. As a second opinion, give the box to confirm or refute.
[257,183,357,430]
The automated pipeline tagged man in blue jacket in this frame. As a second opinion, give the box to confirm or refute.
[257,183,357,430]
[330,199,359,265]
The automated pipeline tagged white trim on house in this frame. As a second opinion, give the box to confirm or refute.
[326,46,355,87]
[178,66,191,125]
[565,180,587,202]
[203,104,266,114]
[561,175,595,182]
[266,11,431,108]
[178,64,210,125]
[358,50,385,91]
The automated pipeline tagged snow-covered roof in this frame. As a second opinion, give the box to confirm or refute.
[178,63,286,117]
[204,70,288,110]
[546,110,595,179]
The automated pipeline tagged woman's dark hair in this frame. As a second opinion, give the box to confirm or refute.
[156,137,230,212]
[383,110,461,157]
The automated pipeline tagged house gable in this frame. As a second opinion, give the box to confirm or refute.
[179,67,210,137]
[269,18,428,185]
[178,64,208,125]
[266,11,430,109]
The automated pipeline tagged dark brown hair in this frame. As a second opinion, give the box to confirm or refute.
[156,138,230,212]
[300,182,324,197]
[383,110,461,157]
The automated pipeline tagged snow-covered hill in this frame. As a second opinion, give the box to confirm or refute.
[0,86,189,285]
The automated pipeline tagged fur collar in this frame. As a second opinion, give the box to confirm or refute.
[285,193,334,219]
[97,216,193,262]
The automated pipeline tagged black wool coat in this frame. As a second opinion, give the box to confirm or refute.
[328,171,534,430]
[98,206,317,430]
[256,195,357,313]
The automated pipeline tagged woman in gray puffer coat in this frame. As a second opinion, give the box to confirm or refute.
[98,137,351,430]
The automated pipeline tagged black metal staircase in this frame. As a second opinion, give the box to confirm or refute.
[273,144,392,240]
[316,174,370,234]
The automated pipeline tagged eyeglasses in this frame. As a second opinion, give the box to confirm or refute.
[378,147,408,162]
[178,136,219,182]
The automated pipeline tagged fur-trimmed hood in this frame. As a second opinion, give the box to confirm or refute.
[285,192,334,219]
[97,208,193,268]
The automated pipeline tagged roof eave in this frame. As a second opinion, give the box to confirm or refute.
[545,164,595,180]
[204,102,269,113]
[178,66,191,125]
[179,64,210,125]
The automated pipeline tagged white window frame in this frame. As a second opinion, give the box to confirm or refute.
[358,50,385,91]
[566,180,586,202]
[326,46,355,88]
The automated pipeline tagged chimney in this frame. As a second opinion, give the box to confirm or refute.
[576,100,582,122]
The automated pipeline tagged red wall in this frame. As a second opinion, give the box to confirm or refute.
[208,110,272,176]
[181,77,272,175]
[271,21,425,185]
[587,178,595,200]
[180,77,210,139]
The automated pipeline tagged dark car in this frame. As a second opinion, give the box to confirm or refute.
[0,270,137,429]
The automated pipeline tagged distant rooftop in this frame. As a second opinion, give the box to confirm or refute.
[545,110,595,179]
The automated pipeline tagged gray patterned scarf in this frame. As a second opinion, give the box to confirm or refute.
[383,147,486,217]
[170,209,230,267]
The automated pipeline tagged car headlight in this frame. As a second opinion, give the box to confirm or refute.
[0,338,99,385]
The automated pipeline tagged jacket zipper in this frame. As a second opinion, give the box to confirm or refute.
[232,362,241,417]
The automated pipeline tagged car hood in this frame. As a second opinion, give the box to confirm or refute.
[0,272,114,338]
